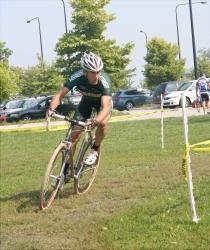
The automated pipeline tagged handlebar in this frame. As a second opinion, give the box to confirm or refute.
[52,113,86,127]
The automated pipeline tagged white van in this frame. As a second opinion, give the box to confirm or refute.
[163,80,197,107]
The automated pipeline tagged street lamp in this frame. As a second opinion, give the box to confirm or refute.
[175,1,206,60]
[27,17,44,60]
[140,30,148,55]
[60,0,68,33]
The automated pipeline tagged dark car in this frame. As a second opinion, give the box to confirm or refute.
[153,81,184,104]
[112,89,153,111]
[0,98,43,122]
[6,94,81,122]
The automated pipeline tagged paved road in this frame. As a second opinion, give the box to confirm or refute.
[0,106,206,131]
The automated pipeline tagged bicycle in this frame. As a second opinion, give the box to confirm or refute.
[39,112,101,210]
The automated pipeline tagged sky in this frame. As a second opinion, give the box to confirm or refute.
[1,0,210,86]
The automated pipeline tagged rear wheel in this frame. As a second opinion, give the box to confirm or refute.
[74,142,100,195]
[22,114,32,120]
[125,101,134,110]
[39,143,67,210]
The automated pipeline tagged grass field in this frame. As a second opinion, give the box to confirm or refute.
[1,116,210,250]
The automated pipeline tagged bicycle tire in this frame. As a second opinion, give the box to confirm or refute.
[39,143,67,210]
[74,142,101,195]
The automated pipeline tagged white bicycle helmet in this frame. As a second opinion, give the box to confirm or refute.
[80,52,103,72]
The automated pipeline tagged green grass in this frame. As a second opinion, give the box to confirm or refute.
[0,116,210,249]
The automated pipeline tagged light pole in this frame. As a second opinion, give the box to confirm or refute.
[175,1,206,60]
[27,17,44,60]
[140,30,148,55]
[189,0,203,79]
[61,0,68,33]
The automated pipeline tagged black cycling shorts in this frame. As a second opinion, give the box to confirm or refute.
[73,97,113,122]
[200,93,209,102]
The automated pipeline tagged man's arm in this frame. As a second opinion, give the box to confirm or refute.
[46,87,69,118]
[208,79,210,88]
[50,87,69,110]
[95,95,112,124]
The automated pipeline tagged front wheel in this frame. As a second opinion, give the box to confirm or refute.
[39,143,67,210]
[74,142,100,195]
[185,97,191,107]
[179,97,191,107]
[125,101,134,110]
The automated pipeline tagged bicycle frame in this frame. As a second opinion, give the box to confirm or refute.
[74,127,94,179]
[52,113,94,182]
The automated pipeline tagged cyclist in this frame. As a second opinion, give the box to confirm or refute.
[196,73,210,115]
[46,52,112,168]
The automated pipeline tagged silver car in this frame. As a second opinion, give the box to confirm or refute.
[113,89,153,110]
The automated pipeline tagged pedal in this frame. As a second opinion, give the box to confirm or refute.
[74,174,79,180]
[51,178,59,189]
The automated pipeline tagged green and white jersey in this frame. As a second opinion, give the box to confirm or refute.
[64,70,112,103]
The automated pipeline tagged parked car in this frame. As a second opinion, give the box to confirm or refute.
[0,99,25,111]
[6,94,81,122]
[162,80,197,108]
[0,100,9,110]
[153,81,184,104]
[112,89,153,111]
[0,97,45,122]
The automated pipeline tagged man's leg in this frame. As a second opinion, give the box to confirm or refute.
[94,115,111,147]
[70,98,92,157]
[200,94,206,115]
[64,126,82,180]
[207,95,210,114]
[202,101,206,114]
[84,115,111,165]
[70,126,83,154]
[64,98,90,177]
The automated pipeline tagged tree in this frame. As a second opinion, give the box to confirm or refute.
[0,42,18,102]
[55,0,135,91]
[0,41,12,63]
[144,38,185,87]
[197,48,210,77]
[198,48,210,59]
[0,62,19,102]
[19,57,64,96]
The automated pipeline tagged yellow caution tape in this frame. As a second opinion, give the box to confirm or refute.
[182,140,210,179]
[110,110,161,122]
[182,158,187,179]
[0,108,193,134]
[0,124,69,133]
[190,140,210,152]
[0,109,168,133]
[190,140,210,147]
[182,144,189,179]
[191,147,210,152]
